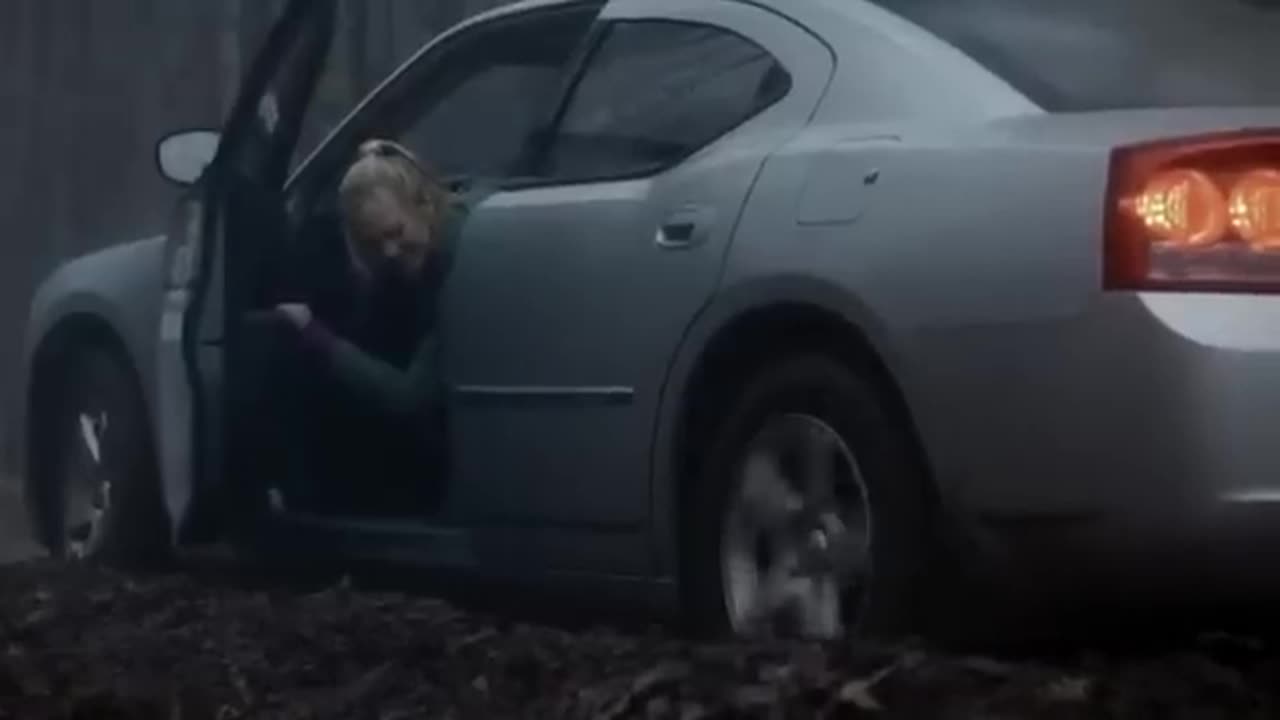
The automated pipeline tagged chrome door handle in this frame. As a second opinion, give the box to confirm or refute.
[655,205,715,249]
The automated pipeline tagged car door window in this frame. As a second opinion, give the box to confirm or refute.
[392,6,600,180]
[540,20,792,182]
[288,2,601,209]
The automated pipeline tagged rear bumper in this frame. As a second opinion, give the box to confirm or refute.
[909,292,1280,588]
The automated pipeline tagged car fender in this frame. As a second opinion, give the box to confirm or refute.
[648,273,927,577]
[14,235,167,536]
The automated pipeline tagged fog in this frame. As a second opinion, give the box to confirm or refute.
[879,0,1280,110]
[0,0,505,463]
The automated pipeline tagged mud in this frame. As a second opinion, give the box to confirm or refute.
[3,560,1280,719]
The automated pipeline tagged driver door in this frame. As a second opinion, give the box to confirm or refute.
[155,0,337,543]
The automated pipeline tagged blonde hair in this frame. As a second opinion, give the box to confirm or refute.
[339,139,448,275]
[340,139,447,223]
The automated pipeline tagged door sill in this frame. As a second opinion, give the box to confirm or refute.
[269,508,475,568]
[272,507,460,532]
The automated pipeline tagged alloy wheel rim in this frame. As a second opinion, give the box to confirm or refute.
[63,410,111,560]
[720,412,872,640]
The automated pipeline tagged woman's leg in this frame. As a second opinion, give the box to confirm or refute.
[241,324,337,513]
[346,408,447,515]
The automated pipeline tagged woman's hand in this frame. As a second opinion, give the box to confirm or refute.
[274,302,313,330]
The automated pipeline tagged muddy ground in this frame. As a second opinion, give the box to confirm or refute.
[5,482,1280,718]
[3,556,1280,720]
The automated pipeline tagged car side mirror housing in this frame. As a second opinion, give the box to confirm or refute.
[155,129,221,186]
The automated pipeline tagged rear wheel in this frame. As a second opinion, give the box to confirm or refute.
[38,348,170,568]
[684,353,933,641]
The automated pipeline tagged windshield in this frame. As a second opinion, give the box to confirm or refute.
[874,0,1280,112]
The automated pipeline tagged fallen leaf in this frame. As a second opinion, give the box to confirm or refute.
[958,656,1016,678]
[1198,631,1263,649]
[680,701,712,720]
[227,663,253,706]
[20,607,53,628]
[454,628,497,651]
[632,661,691,695]
[837,678,884,712]
[836,663,899,712]
[732,683,778,710]
[897,650,927,671]
[759,663,793,685]
[335,663,394,707]
[1042,676,1092,703]
[646,696,673,718]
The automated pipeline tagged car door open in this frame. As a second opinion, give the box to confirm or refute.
[154,0,337,543]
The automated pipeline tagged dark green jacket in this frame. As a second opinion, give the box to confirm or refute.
[299,184,493,417]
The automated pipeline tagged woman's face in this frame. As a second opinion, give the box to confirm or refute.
[349,187,433,278]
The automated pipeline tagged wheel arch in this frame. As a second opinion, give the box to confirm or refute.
[651,276,941,581]
[23,313,156,549]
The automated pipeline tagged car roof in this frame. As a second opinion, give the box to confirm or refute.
[289,0,1028,185]
[464,0,596,25]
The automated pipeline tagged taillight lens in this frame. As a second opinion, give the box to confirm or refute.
[164,195,204,290]
[1105,130,1280,292]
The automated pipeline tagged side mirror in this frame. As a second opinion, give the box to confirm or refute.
[155,129,221,186]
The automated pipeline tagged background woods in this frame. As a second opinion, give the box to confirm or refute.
[0,0,509,451]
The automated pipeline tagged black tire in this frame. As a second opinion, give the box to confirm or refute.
[39,348,171,568]
[683,352,935,640]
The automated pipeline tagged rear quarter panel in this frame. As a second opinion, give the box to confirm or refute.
[719,108,1280,522]
[720,124,1109,514]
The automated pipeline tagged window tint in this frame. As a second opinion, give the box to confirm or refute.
[401,64,561,178]
[393,7,598,180]
[542,20,791,181]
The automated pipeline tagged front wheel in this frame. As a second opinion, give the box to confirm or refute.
[684,353,934,641]
[37,348,171,568]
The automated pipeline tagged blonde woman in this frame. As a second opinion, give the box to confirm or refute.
[267,139,490,512]
[275,139,483,415]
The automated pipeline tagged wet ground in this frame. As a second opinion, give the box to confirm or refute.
[5,485,1280,718]
[3,557,1280,719]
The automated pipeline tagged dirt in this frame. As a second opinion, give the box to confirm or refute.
[3,562,1280,719]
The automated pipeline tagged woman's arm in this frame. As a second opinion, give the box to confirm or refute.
[298,320,440,417]
[277,183,495,415]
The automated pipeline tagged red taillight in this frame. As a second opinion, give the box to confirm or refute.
[1104,130,1280,293]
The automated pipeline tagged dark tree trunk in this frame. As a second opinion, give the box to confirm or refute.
[0,0,513,453]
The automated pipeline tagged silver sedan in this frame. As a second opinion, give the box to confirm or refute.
[11,0,1280,641]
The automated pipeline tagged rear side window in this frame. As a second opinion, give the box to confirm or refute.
[540,20,791,182]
